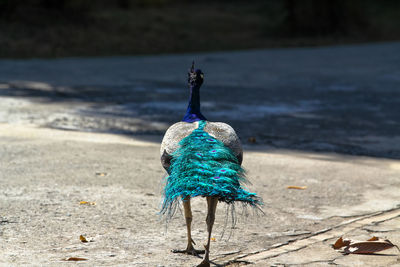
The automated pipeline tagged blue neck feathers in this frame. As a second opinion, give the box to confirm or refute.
[182,84,207,123]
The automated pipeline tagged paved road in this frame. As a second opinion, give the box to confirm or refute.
[1,124,399,266]
[1,42,400,158]
[1,43,400,266]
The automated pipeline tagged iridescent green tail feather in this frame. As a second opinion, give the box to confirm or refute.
[161,121,262,217]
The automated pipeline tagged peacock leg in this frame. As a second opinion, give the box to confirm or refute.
[197,196,218,267]
[172,196,205,256]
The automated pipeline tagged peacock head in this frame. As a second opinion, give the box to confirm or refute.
[188,61,204,88]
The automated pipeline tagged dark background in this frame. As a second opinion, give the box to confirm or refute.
[1,0,400,58]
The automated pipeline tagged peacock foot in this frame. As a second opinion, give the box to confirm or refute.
[172,245,205,256]
[196,259,210,267]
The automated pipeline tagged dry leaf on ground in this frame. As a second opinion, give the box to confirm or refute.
[79,201,96,205]
[287,186,307,190]
[64,257,88,261]
[332,236,399,254]
[332,237,351,249]
[248,137,257,144]
[80,235,88,243]
[344,240,396,254]
[367,236,379,241]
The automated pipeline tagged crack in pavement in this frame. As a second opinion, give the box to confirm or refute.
[285,255,344,266]
[0,219,16,225]
[216,207,400,265]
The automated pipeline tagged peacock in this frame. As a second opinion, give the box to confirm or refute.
[160,62,262,267]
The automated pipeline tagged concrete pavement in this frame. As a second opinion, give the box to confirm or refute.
[0,124,399,266]
[1,42,400,266]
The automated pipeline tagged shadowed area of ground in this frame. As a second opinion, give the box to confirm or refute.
[1,42,400,158]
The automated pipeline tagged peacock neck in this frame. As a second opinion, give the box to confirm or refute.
[182,85,207,123]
